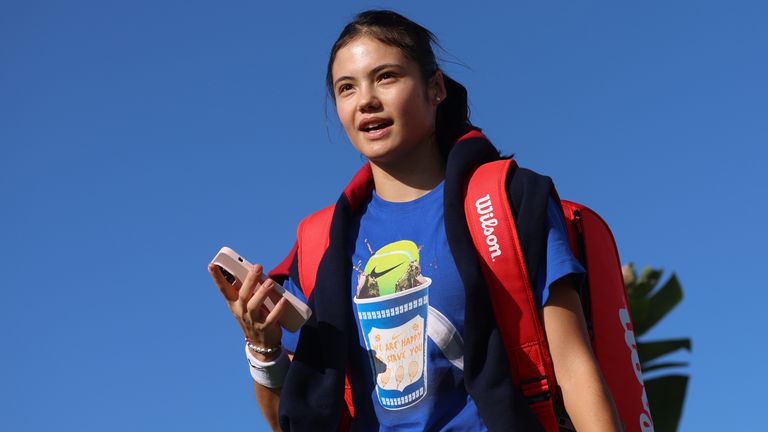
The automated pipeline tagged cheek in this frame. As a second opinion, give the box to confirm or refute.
[336,101,355,131]
[399,92,435,131]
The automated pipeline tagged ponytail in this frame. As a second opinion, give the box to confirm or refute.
[435,73,472,160]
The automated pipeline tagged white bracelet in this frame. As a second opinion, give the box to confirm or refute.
[246,339,282,355]
[244,342,290,388]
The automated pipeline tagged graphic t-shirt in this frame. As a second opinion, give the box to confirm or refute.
[281,182,584,431]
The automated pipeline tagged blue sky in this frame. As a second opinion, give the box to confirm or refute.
[1,1,765,430]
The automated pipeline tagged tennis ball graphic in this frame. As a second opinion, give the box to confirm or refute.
[363,240,420,297]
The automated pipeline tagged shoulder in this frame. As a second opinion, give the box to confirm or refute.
[506,163,554,197]
[503,162,556,221]
[269,204,336,287]
[294,203,337,273]
[297,204,336,238]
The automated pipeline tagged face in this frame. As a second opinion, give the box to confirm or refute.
[331,36,445,165]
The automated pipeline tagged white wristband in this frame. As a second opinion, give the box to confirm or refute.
[245,343,290,388]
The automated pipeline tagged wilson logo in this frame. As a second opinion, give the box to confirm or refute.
[619,308,654,432]
[475,194,502,262]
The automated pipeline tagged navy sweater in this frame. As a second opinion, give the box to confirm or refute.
[276,132,552,431]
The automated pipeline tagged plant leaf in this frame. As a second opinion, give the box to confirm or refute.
[628,295,650,337]
[638,339,692,366]
[641,361,689,374]
[632,267,664,299]
[645,375,689,432]
[634,274,683,336]
[622,263,637,286]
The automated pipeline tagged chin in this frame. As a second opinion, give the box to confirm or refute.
[353,138,397,159]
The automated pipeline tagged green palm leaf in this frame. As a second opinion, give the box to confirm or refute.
[623,264,692,431]
[644,375,689,432]
[637,339,692,365]
[640,361,689,374]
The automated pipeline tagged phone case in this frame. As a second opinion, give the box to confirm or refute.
[211,246,312,332]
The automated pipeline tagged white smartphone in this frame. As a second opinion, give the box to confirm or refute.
[211,246,312,332]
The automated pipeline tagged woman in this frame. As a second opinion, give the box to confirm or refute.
[209,10,621,432]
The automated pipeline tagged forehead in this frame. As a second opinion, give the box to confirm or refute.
[331,36,412,79]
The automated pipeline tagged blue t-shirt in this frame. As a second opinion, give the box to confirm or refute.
[281,183,583,431]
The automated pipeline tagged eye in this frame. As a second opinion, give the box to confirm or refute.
[337,83,353,95]
[378,71,396,82]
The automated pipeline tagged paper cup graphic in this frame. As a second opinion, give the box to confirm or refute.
[354,277,431,410]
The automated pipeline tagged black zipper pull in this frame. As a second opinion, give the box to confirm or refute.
[573,209,594,338]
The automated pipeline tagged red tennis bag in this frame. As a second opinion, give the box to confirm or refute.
[283,159,654,431]
[464,159,653,432]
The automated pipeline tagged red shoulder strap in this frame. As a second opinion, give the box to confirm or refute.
[295,204,356,427]
[296,204,335,298]
[463,159,560,431]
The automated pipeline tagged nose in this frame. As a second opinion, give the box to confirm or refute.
[357,84,382,113]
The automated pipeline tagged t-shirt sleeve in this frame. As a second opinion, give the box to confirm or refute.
[534,197,586,308]
[279,276,308,353]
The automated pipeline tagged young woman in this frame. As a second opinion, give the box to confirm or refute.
[209,10,621,432]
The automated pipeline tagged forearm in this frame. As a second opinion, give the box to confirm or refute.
[557,351,620,431]
[209,260,292,430]
[254,382,281,431]
[544,280,621,432]
[250,350,292,431]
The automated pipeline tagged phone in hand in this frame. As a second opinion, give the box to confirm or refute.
[211,246,312,332]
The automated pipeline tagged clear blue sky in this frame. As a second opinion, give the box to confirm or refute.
[1,1,765,430]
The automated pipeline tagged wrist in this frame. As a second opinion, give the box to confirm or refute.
[245,338,282,360]
[248,345,282,362]
[245,342,290,388]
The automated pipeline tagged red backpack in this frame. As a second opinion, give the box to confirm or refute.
[283,158,653,432]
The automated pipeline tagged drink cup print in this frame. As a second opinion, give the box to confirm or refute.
[354,277,431,410]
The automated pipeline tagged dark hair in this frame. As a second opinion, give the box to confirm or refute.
[326,10,472,159]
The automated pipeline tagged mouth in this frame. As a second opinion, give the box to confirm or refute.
[358,118,394,139]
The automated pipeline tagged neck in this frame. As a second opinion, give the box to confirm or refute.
[369,139,446,202]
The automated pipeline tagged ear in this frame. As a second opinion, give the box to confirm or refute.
[430,70,447,106]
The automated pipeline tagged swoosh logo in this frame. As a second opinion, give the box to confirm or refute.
[369,262,404,279]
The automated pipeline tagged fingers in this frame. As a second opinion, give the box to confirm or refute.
[239,263,264,303]
[262,296,288,329]
[208,263,239,302]
[211,261,284,347]
[246,278,281,322]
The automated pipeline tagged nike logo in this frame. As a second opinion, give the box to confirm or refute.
[369,262,404,279]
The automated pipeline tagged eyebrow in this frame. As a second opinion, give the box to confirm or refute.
[333,63,405,88]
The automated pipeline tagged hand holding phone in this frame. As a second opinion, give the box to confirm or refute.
[210,246,312,332]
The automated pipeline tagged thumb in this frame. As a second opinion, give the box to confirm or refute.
[209,263,239,302]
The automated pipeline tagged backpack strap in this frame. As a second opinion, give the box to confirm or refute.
[296,204,335,295]
[295,203,355,429]
[463,159,561,431]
